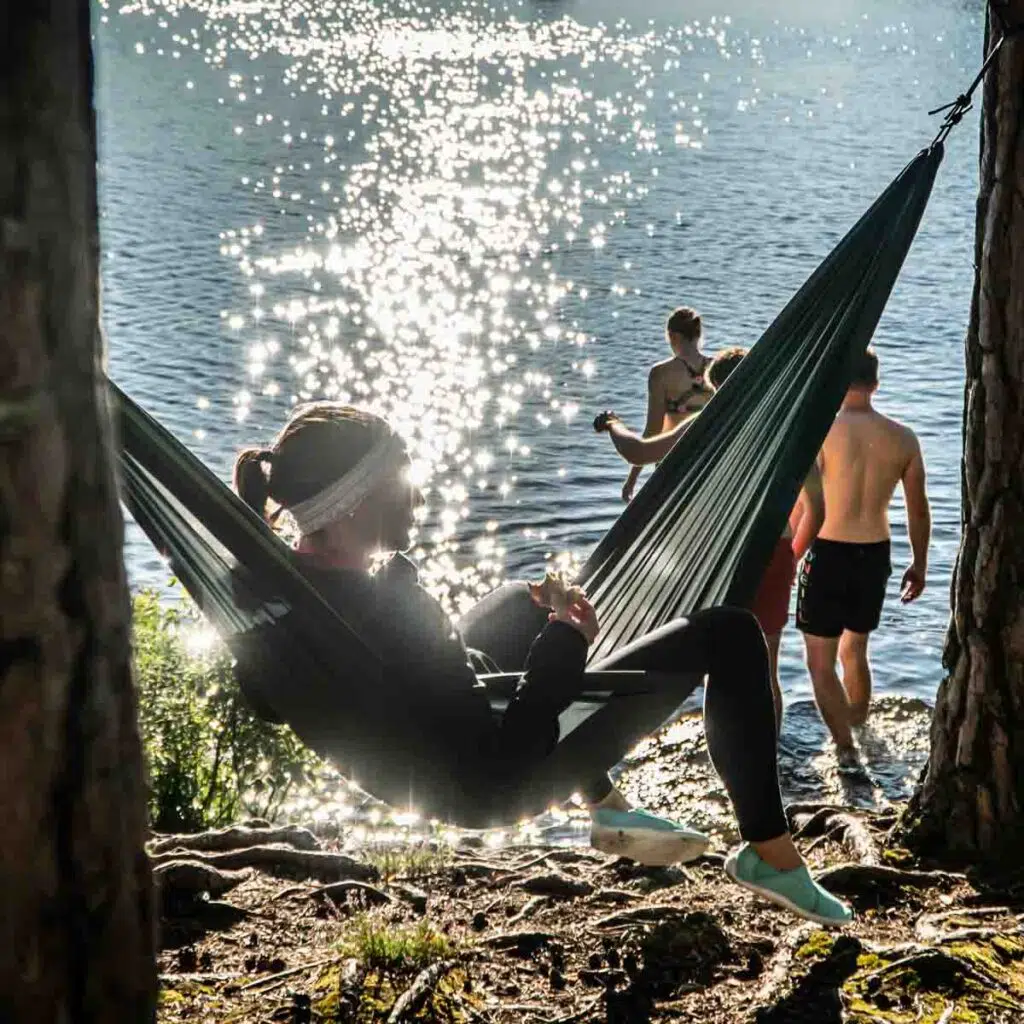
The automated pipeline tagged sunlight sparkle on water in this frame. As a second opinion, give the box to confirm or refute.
[109,0,739,610]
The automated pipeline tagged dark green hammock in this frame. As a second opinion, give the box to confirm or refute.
[115,143,943,827]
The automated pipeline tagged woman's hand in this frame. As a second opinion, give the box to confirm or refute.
[593,410,621,433]
[549,590,600,645]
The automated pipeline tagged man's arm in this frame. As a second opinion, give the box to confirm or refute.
[790,462,824,560]
[900,436,930,602]
[622,369,669,500]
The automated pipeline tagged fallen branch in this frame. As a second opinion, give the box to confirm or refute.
[815,863,963,893]
[149,845,376,883]
[387,960,454,1022]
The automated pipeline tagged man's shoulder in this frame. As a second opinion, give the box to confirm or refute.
[875,411,920,450]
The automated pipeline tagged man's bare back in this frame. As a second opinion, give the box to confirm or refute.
[796,348,931,758]
[818,407,922,544]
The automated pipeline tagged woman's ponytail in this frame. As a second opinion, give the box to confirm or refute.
[234,403,391,530]
[233,448,273,520]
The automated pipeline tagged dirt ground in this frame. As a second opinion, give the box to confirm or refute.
[153,809,1024,1024]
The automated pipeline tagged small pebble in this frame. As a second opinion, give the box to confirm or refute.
[472,911,487,931]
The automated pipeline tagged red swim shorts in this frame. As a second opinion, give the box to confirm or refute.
[750,538,797,636]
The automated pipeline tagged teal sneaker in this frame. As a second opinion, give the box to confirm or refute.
[724,844,853,927]
[590,807,710,866]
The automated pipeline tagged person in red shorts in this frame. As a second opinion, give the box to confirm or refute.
[594,347,823,731]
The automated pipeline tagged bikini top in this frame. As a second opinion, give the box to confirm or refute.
[664,355,713,415]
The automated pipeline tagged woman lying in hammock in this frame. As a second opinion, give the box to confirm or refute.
[234,402,851,926]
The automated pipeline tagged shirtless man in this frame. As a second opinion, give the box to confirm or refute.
[795,348,930,760]
[621,306,713,503]
[595,346,823,732]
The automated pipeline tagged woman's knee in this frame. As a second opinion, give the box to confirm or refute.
[697,606,769,691]
[695,605,764,649]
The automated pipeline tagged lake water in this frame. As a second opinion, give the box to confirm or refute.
[95,0,983,818]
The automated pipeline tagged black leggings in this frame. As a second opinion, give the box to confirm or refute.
[462,585,788,842]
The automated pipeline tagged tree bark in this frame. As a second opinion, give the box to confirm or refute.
[908,4,1024,863]
[0,3,156,1021]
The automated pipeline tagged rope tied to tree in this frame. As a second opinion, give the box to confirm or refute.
[929,1,1024,148]
[928,33,1005,146]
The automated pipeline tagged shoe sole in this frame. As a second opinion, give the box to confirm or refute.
[723,851,850,928]
[591,825,710,867]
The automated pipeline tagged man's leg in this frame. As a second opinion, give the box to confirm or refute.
[838,630,872,727]
[802,633,854,750]
[838,541,890,729]
[795,541,853,753]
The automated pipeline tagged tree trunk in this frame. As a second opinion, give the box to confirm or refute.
[908,5,1024,863]
[0,3,156,1020]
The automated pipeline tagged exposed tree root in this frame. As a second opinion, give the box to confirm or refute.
[275,879,393,906]
[237,955,344,993]
[541,994,603,1024]
[815,862,964,893]
[507,896,549,926]
[148,825,319,856]
[153,860,251,903]
[516,873,594,899]
[149,845,376,883]
[594,904,689,929]
[390,883,429,914]
[858,947,1017,999]
[914,905,1020,943]
[480,931,556,955]
[790,806,882,864]
[586,889,638,905]
[386,959,454,1022]
[453,859,511,878]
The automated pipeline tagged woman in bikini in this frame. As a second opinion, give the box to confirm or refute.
[620,306,714,503]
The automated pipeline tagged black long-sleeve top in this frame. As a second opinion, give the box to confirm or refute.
[295,553,589,780]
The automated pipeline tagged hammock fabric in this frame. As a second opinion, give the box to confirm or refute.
[115,143,943,827]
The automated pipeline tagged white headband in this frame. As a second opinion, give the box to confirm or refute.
[289,432,407,534]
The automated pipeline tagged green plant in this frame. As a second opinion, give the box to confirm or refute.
[132,588,319,832]
[361,841,451,881]
[340,915,453,972]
